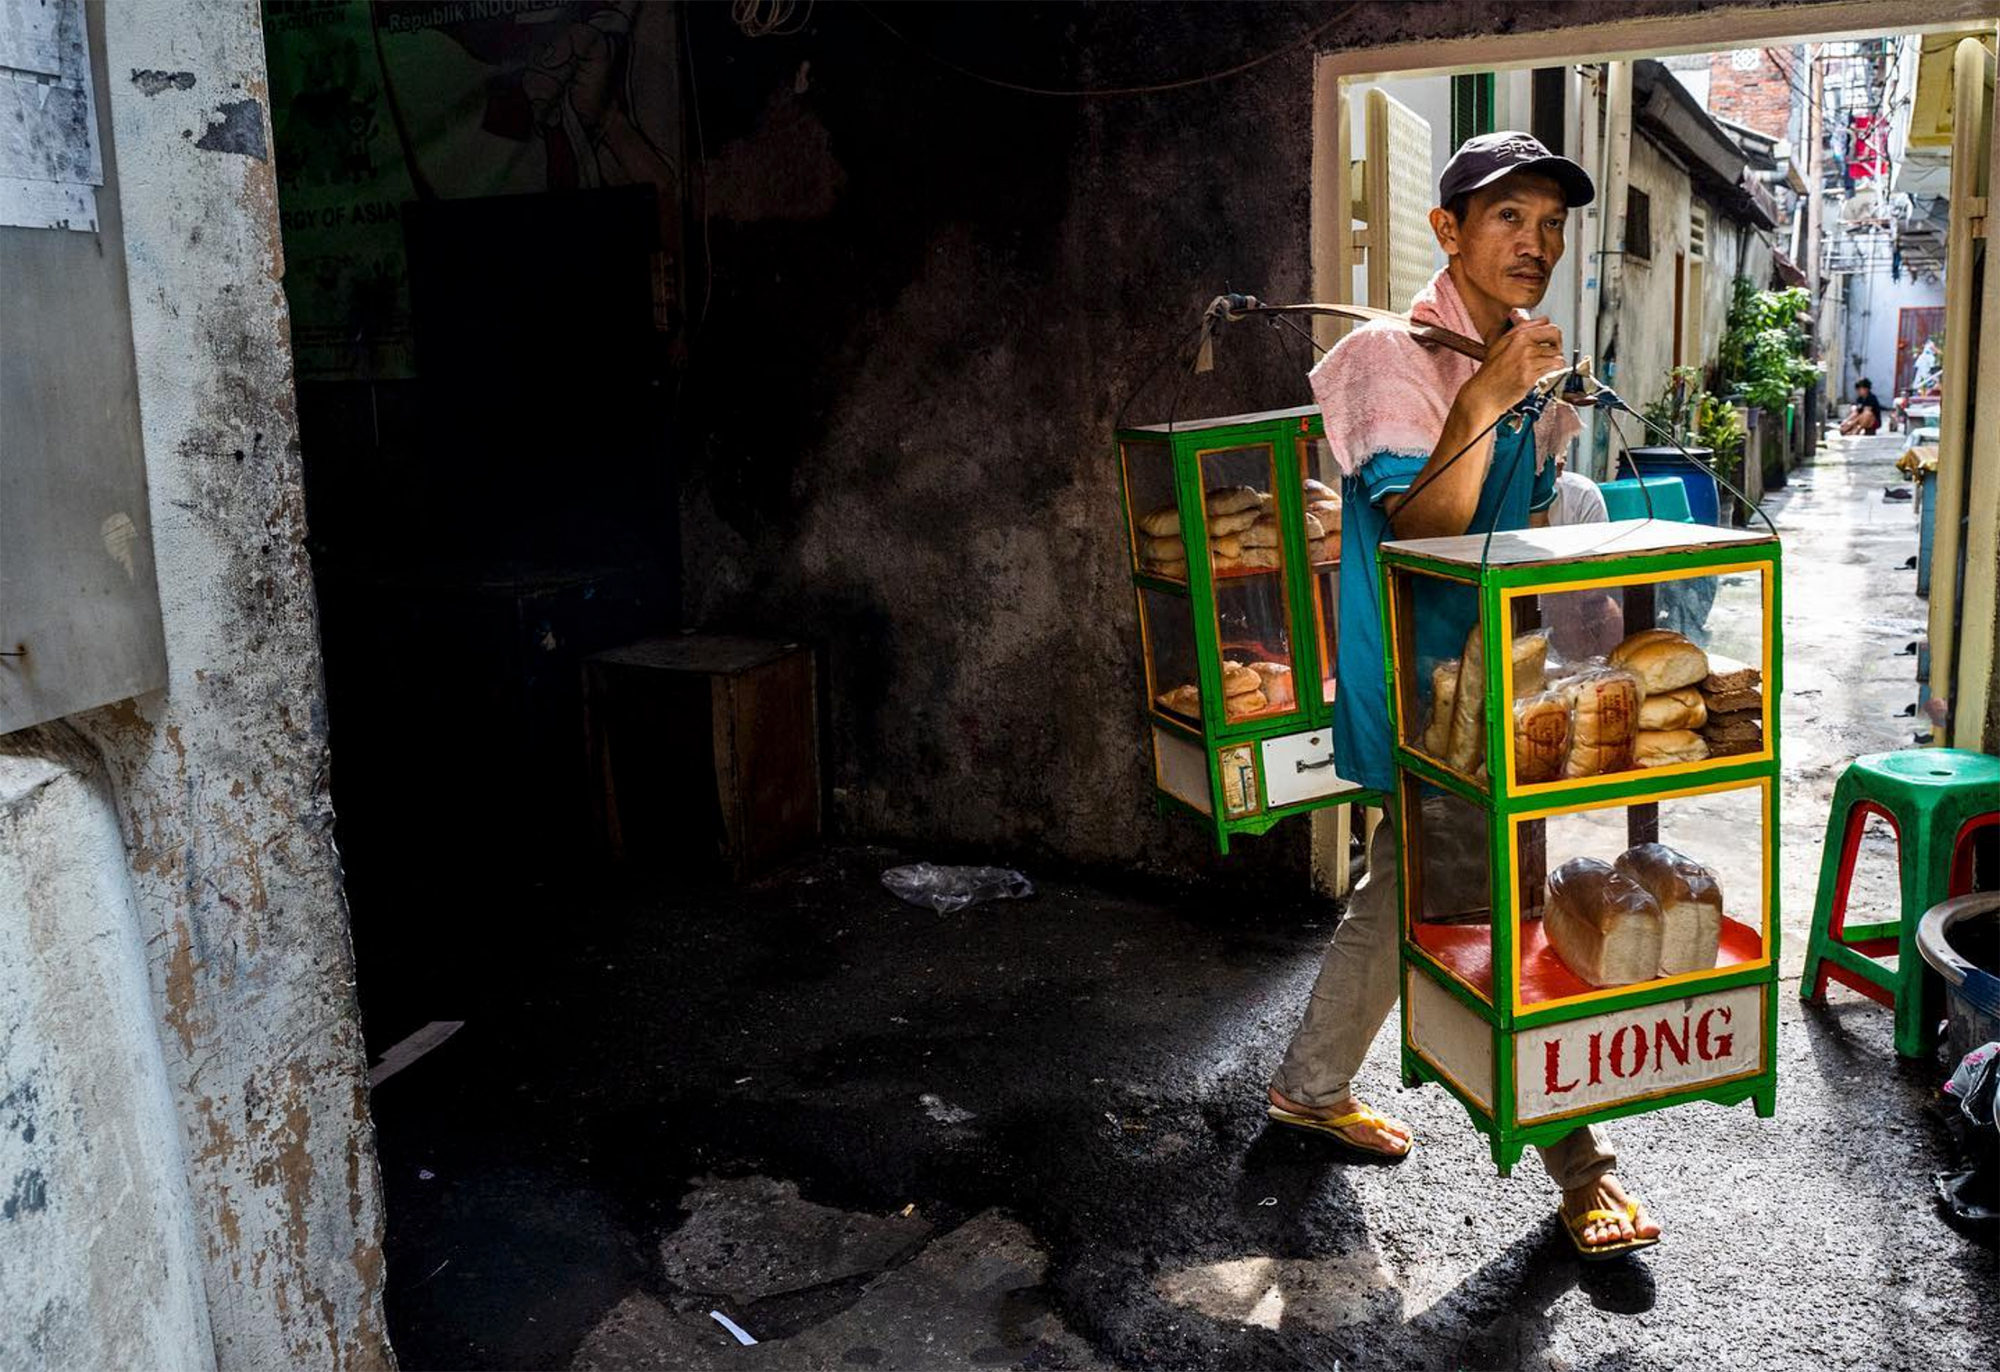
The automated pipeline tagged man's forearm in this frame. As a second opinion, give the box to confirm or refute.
[1388,389,1505,539]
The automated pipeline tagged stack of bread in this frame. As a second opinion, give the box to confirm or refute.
[1544,843,1724,987]
[1134,479,1340,578]
[1155,659,1293,723]
[1609,628,1714,768]
[1419,625,1725,782]
[1697,653,1764,757]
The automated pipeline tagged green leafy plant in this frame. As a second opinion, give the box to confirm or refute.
[1718,278,1822,410]
[1693,390,1746,456]
[1642,365,1706,445]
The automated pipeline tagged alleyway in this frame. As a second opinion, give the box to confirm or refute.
[369,432,1993,1370]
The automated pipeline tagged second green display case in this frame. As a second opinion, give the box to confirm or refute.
[1116,405,1381,851]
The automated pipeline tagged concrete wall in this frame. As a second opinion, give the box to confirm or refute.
[1842,268,1946,398]
[0,728,213,1370]
[0,0,390,1366]
[1608,131,1697,414]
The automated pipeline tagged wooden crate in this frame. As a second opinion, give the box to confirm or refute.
[583,635,821,880]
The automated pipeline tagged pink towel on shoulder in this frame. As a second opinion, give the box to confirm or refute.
[1307,267,1580,479]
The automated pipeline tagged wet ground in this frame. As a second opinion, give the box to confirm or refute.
[369,431,1996,1370]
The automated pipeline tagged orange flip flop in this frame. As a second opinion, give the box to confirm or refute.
[1561,1201,1660,1261]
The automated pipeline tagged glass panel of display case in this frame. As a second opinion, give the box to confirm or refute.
[1298,436,1344,569]
[1511,781,1770,1008]
[1311,568,1337,706]
[1214,576,1297,724]
[1197,443,1286,583]
[1386,565,1491,779]
[1502,564,1771,789]
[1402,777,1497,1005]
[1122,439,1184,580]
[1139,586,1203,725]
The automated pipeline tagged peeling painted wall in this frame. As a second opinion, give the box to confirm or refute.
[0,727,213,1371]
[0,0,390,1366]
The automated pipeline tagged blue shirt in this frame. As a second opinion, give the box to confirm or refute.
[1332,418,1557,793]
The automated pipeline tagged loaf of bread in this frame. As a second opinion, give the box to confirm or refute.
[1206,486,1263,516]
[1421,660,1459,757]
[1307,500,1342,537]
[1445,626,1489,773]
[1702,653,1761,696]
[1222,662,1262,698]
[1156,684,1201,719]
[1142,534,1185,560]
[1703,686,1762,715]
[1224,689,1269,719]
[1236,545,1282,570]
[1207,533,1243,559]
[1514,692,1571,784]
[1700,709,1762,757]
[1138,506,1181,537]
[1146,558,1187,580]
[1637,687,1707,731]
[1555,666,1640,777]
[1611,628,1710,693]
[1546,858,1665,988]
[1445,631,1550,774]
[1307,536,1334,564]
[1634,728,1710,767]
[1614,843,1723,976]
[1248,662,1294,708]
[1210,507,1262,537]
[1301,478,1338,503]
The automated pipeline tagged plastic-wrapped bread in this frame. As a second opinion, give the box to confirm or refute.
[1445,630,1550,774]
[1421,660,1459,757]
[1614,843,1724,976]
[1545,858,1664,988]
[1513,690,1571,784]
[1553,664,1640,777]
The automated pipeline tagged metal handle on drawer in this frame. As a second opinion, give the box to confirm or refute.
[1296,755,1337,772]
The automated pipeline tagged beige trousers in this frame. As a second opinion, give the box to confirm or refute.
[1271,819,1618,1191]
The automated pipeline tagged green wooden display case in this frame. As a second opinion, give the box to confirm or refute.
[1116,406,1382,851]
[1382,519,1783,1173]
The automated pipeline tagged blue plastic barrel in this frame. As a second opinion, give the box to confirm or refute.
[1618,446,1721,526]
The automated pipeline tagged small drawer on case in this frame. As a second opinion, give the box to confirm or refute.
[1261,727,1360,808]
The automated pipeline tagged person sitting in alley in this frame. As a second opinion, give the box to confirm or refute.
[1839,377,1884,435]
[1266,132,1661,1259]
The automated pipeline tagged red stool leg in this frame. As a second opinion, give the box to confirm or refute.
[1829,802,1903,958]
[1949,813,1998,897]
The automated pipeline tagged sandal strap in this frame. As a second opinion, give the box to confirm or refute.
[1574,1202,1640,1225]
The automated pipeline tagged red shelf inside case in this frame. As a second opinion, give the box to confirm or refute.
[1411,915,1764,1005]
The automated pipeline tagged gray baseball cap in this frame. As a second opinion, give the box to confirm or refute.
[1440,131,1595,208]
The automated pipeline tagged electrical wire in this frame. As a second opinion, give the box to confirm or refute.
[1601,398,1779,537]
[856,1,1359,99]
[731,0,814,39]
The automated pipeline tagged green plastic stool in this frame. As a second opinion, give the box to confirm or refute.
[1801,748,2000,1057]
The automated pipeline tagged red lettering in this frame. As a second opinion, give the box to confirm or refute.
[1544,1040,1579,1095]
[1587,1031,1603,1085]
[1696,1006,1736,1061]
[1609,1025,1648,1078]
[1654,1015,1691,1067]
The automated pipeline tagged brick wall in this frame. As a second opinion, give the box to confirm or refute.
[1708,47,1800,141]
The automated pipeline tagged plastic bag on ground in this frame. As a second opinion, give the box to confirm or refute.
[881,863,1034,914]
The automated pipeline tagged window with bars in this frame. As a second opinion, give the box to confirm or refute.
[1625,187,1653,261]
[1450,73,1496,151]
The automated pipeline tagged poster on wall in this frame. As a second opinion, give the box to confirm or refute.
[0,0,103,231]
[265,0,683,381]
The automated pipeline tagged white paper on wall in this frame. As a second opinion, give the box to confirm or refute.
[0,0,102,231]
